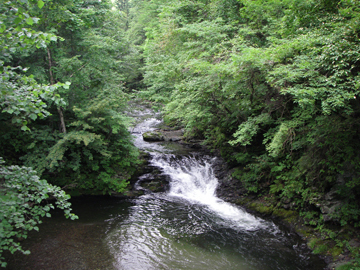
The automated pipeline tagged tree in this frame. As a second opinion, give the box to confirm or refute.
[0,158,77,268]
[0,0,68,131]
[1,0,140,194]
[138,0,360,230]
[0,1,77,267]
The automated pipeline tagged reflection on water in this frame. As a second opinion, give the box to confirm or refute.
[106,192,323,270]
[4,104,326,270]
[4,194,326,270]
[4,196,131,270]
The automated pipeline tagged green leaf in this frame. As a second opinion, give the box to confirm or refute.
[14,17,22,25]
[63,81,71,89]
[29,114,37,121]
[37,0,44,9]
[21,126,30,131]
[25,17,34,25]
[0,24,5,33]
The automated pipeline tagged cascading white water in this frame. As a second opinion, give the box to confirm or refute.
[5,104,326,270]
[104,103,326,270]
[131,117,167,152]
[127,107,274,232]
[150,153,272,231]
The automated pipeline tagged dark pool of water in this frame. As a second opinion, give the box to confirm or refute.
[4,194,326,270]
[4,104,327,269]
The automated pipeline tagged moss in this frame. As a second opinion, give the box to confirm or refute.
[264,195,277,204]
[296,225,315,239]
[336,262,359,270]
[272,208,298,224]
[307,238,328,254]
[308,238,321,249]
[329,246,343,258]
[231,194,360,269]
[248,202,274,215]
[143,131,165,141]
[307,237,343,258]
[234,197,252,205]
[313,244,328,255]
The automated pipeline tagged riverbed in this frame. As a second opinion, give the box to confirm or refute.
[4,103,327,269]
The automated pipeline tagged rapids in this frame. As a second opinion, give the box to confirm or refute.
[4,103,326,270]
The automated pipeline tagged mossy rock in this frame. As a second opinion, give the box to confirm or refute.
[272,208,297,219]
[308,238,335,256]
[313,243,329,255]
[335,261,358,270]
[248,201,274,215]
[123,190,144,197]
[328,246,343,258]
[143,131,165,141]
[141,180,166,192]
[235,197,252,205]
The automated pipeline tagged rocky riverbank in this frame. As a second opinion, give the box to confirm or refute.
[130,126,360,270]
[212,154,360,270]
[212,155,360,270]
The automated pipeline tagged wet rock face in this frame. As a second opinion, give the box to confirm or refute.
[143,131,165,141]
[161,129,184,142]
[140,178,168,193]
[128,152,170,194]
[317,189,343,223]
[142,129,185,142]
[211,156,246,202]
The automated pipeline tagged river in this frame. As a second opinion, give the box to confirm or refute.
[4,103,326,269]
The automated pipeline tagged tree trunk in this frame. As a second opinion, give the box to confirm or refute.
[57,107,67,134]
[47,47,67,134]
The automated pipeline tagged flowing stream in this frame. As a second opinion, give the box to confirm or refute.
[5,104,326,270]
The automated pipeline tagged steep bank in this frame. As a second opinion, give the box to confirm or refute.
[121,103,328,269]
[211,157,360,270]
[132,126,358,270]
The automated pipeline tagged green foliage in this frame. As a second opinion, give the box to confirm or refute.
[0,157,78,267]
[0,0,69,131]
[138,0,360,239]
[0,0,57,60]
[229,114,272,146]
[2,0,360,265]
[1,0,140,195]
[0,74,68,131]
[21,91,139,194]
[52,100,138,192]
[1,0,142,264]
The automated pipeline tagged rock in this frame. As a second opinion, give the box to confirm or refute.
[142,128,185,142]
[325,190,338,201]
[320,202,342,222]
[162,129,184,142]
[213,159,247,202]
[141,180,166,192]
[283,203,291,210]
[349,239,360,248]
[143,131,165,141]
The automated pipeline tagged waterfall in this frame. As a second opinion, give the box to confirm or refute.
[128,112,274,231]
[104,105,326,270]
[150,153,272,231]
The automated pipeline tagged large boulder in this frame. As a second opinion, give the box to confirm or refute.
[142,129,185,142]
[162,129,184,142]
[143,131,165,141]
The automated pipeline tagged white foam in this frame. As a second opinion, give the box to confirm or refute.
[151,154,274,231]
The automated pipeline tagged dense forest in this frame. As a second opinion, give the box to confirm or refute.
[1,0,360,268]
